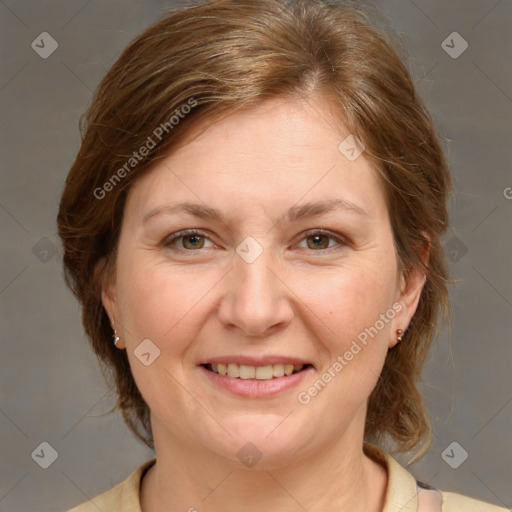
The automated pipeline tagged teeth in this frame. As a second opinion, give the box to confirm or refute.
[255,365,273,380]
[273,363,285,377]
[208,363,305,379]
[239,365,255,379]
[227,363,239,378]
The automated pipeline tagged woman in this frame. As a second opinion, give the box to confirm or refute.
[59,0,507,510]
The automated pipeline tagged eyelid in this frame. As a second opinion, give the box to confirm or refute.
[163,229,216,249]
[293,229,348,250]
[163,228,348,252]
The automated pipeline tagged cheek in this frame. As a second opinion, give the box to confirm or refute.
[301,258,398,400]
[115,252,182,343]
[309,258,398,344]
[113,253,208,419]
[115,251,222,353]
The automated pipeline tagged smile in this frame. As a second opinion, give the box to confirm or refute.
[203,363,309,380]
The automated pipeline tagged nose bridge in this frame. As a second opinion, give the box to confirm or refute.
[237,248,274,299]
[219,241,293,335]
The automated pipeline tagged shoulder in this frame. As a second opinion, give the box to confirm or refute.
[363,443,508,512]
[67,458,156,512]
[417,483,509,512]
[441,491,508,512]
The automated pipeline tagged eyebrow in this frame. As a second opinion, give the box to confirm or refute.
[142,198,368,225]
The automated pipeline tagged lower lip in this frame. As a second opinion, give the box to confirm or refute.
[199,365,313,398]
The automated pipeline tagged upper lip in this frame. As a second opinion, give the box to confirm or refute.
[199,355,313,367]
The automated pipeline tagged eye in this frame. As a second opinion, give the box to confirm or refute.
[163,228,346,253]
[164,229,215,251]
[296,230,345,251]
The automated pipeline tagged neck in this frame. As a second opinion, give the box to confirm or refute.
[141,414,387,512]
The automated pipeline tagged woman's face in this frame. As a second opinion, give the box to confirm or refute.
[104,97,422,467]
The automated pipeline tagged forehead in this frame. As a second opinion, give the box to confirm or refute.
[124,97,385,221]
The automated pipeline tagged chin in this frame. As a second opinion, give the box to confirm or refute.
[200,413,317,470]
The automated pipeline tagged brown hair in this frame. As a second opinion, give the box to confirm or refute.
[57,0,451,455]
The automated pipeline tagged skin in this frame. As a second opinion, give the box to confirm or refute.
[102,96,426,512]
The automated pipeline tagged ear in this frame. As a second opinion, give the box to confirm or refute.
[389,241,429,348]
[97,257,125,349]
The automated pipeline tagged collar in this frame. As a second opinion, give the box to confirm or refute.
[364,443,419,512]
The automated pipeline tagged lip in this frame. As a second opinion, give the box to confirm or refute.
[199,355,313,367]
[199,364,314,399]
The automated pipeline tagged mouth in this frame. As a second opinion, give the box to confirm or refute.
[202,363,312,380]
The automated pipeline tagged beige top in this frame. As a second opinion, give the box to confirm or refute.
[68,444,507,512]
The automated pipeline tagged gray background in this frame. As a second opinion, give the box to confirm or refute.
[0,1,511,511]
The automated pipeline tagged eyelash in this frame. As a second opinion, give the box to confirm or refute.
[163,228,348,253]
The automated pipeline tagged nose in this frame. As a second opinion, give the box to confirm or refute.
[217,247,294,337]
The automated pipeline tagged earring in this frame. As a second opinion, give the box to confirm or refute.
[396,329,404,342]
[113,329,120,346]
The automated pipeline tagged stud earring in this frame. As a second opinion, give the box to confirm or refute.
[396,329,404,342]
[113,329,120,346]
